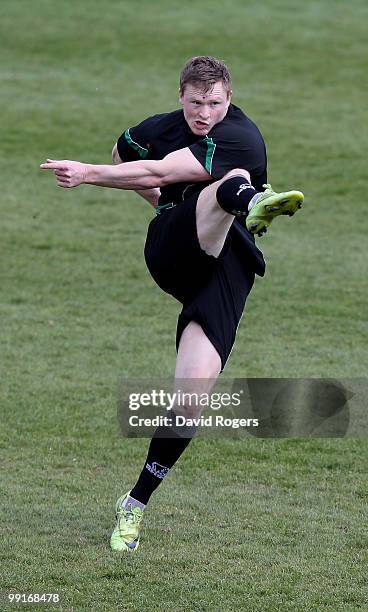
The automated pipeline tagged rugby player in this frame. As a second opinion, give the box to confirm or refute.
[41,56,304,552]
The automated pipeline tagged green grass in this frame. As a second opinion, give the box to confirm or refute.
[1,0,368,610]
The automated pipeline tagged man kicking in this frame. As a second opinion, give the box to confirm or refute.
[41,56,304,552]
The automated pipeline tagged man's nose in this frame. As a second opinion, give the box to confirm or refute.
[198,106,210,119]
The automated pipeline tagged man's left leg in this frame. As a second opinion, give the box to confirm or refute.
[196,169,304,255]
[110,321,221,552]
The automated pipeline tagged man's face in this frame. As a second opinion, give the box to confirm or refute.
[179,81,232,136]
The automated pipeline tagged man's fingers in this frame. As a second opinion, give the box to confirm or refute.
[40,163,65,170]
[40,159,68,170]
[54,173,69,182]
[56,179,71,188]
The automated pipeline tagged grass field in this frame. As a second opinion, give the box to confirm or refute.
[1,1,368,610]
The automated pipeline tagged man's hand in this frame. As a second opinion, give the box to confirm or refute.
[40,159,88,188]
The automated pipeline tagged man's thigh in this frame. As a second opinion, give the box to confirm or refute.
[144,193,218,303]
[176,248,255,372]
[175,321,222,380]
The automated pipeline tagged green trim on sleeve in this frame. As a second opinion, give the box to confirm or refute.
[124,129,149,159]
[204,136,216,174]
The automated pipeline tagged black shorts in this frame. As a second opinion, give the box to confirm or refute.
[144,194,264,371]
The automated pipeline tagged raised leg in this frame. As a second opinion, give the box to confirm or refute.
[196,168,252,257]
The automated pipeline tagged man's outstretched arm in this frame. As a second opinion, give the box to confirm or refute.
[40,147,211,189]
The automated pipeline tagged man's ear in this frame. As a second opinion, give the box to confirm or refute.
[178,88,184,105]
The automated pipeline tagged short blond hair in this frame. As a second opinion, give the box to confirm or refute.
[179,56,232,95]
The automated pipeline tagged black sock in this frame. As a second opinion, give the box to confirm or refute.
[216,175,258,217]
[130,414,196,505]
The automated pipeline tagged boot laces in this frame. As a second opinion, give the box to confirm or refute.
[117,504,142,529]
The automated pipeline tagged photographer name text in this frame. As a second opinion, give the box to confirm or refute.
[128,415,258,429]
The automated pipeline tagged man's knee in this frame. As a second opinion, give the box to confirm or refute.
[222,168,250,183]
[216,170,255,216]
